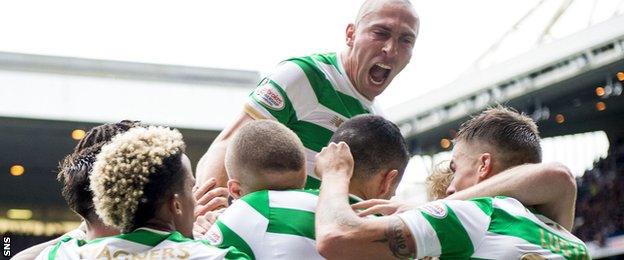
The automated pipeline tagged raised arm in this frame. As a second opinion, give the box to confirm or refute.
[315,142,415,259]
[196,112,254,186]
[447,162,577,230]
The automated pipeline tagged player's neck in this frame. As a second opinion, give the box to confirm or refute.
[348,182,370,201]
[85,219,118,240]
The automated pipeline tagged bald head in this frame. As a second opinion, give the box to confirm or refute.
[225,120,306,195]
[355,0,415,26]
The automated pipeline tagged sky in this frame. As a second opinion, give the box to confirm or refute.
[1,0,622,109]
[0,0,579,108]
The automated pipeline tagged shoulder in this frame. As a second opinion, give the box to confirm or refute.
[34,235,82,260]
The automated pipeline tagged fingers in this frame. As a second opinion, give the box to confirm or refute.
[351,199,391,210]
[193,178,217,201]
[197,187,229,206]
[195,196,228,217]
[356,204,397,217]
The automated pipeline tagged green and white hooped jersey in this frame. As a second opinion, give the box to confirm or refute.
[398,196,590,259]
[204,189,362,260]
[244,52,379,189]
[36,227,249,260]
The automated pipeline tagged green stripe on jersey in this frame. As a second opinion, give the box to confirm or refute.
[48,236,73,260]
[421,205,474,258]
[288,56,369,118]
[240,190,270,218]
[267,207,315,239]
[215,221,255,259]
[310,53,342,74]
[117,229,168,247]
[304,176,321,190]
[289,120,333,152]
[488,208,588,259]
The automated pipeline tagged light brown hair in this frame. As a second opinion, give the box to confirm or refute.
[455,106,542,169]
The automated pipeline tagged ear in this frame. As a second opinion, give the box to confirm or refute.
[227,179,243,199]
[378,169,399,198]
[477,153,493,180]
[170,193,183,216]
[345,23,355,47]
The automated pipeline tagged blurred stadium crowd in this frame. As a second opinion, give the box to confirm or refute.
[574,138,624,245]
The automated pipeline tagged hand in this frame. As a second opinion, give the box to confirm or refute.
[315,142,354,180]
[351,199,416,217]
[193,178,230,218]
[192,208,225,239]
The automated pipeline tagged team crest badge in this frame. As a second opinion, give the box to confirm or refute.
[419,201,448,219]
[254,80,285,110]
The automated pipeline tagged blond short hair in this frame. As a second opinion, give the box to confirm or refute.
[426,161,453,201]
[90,126,185,232]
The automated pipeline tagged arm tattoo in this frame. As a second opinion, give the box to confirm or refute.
[373,217,413,258]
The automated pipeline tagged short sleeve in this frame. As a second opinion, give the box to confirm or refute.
[397,199,492,258]
[245,61,308,125]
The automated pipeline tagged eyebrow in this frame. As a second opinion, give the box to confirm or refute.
[370,24,416,39]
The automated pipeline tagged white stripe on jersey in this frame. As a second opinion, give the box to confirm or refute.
[304,104,347,131]
[268,190,317,212]
[473,231,565,259]
[218,201,268,257]
[443,200,490,251]
[304,148,320,179]
[271,61,319,120]
[264,232,323,260]
[397,209,442,259]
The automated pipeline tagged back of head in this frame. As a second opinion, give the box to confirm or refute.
[455,106,542,170]
[225,120,306,193]
[57,120,140,221]
[90,126,186,233]
[330,115,409,182]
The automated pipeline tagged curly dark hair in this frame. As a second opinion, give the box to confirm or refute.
[57,120,140,221]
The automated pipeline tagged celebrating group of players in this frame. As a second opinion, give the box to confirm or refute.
[14,0,591,259]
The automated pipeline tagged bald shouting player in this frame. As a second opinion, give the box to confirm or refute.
[196,0,419,189]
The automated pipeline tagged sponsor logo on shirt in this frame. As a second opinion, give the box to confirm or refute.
[255,80,285,110]
[206,226,224,246]
[419,201,447,219]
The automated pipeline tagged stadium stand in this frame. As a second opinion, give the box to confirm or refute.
[574,137,624,258]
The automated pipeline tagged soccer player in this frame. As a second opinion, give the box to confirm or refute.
[12,121,140,259]
[196,0,420,189]
[13,121,227,259]
[36,126,248,259]
[315,107,590,259]
[203,116,410,259]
